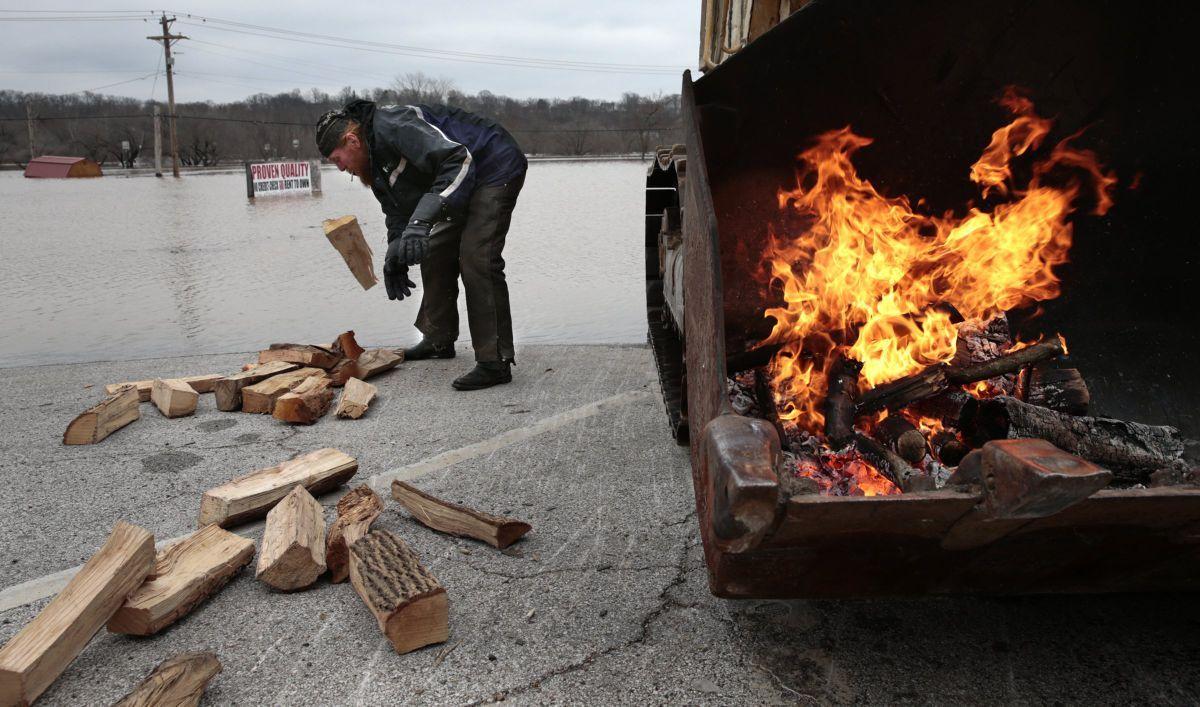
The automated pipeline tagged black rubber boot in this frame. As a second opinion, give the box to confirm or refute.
[452,361,512,391]
[404,339,456,360]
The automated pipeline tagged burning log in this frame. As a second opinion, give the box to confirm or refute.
[272,376,335,425]
[930,430,968,467]
[348,530,448,654]
[779,452,822,497]
[0,522,154,706]
[113,652,221,707]
[391,480,533,549]
[877,414,928,464]
[822,355,862,449]
[963,396,1185,481]
[854,433,933,492]
[214,361,298,411]
[150,378,199,418]
[753,369,790,449]
[258,344,341,370]
[199,447,358,527]
[1025,366,1090,415]
[256,486,326,591]
[326,484,384,584]
[909,389,972,430]
[63,384,140,445]
[856,337,1066,415]
[107,525,254,636]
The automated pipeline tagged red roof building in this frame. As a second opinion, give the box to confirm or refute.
[24,156,103,178]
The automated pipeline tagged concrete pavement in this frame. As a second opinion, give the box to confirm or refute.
[2,344,1199,705]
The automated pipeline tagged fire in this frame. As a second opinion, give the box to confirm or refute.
[761,88,1115,435]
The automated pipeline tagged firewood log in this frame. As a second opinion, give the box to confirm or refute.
[963,396,1185,482]
[63,385,140,445]
[256,486,326,591]
[752,369,789,450]
[856,337,1065,415]
[356,348,403,379]
[213,361,298,411]
[908,389,972,429]
[108,525,255,636]
[258,344,340,370]
[322,216,378,290]
[105,375,222,402]
[930,430,968,467]
[391,480,532,548]
[349,530,448,654]
[0,522,154,706]
[877,414,928,464]
[240,367,325,414]
[330,330,365,361]
[1026,366,1090,415]
[199,447,358,528]
[326,358,363,387]
[112,652,221,707]
[335,377,378,420]
[854,433,934,492]
[151,378,199,418]
[326,484,384,583]
[272,376,335,425]
[822,355,862,449]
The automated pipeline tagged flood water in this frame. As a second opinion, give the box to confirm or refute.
[0,160,649,367]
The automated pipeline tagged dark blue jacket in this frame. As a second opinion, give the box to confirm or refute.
[342,100,526,240]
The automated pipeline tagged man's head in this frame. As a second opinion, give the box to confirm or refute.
[316,109,371,185]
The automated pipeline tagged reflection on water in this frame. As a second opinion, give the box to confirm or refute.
[0,160,648,367]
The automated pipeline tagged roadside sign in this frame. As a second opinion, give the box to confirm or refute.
[244,160,322,198]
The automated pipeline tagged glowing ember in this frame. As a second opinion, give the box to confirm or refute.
[761,87,1116,436]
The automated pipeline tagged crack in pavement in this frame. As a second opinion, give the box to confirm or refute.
[465,535,695,705]
[461,561,685,581]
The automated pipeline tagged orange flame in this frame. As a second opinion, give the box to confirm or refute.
[762,89,1114,435]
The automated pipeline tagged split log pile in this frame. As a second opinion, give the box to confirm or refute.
[730,316,1193,496]
[66,329,403,444]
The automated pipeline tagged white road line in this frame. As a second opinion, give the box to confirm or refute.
[367,388,653,491]
[0,388,654,613]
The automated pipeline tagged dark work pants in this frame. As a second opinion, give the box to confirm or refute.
[415,174,524,363]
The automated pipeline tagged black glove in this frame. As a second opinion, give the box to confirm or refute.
[382,252,416,301]
[395,193,448,266]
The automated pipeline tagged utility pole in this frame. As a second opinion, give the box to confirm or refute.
[153,105,163,177]
[148,14,186,177]
[25,103,36,160]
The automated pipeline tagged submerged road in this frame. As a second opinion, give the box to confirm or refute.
[2,344,1198,704]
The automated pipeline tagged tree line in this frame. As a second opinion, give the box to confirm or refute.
[0,73,682,168]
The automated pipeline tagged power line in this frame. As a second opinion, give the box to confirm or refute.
[168,11,682,72]
[0,111,680,133]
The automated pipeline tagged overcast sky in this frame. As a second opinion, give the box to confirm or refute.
[0,3,699,103]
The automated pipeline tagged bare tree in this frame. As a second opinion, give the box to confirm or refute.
[391,72,457,105]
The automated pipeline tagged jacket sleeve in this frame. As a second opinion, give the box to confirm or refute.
[373,184,412,243]
[374,106,476,215]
